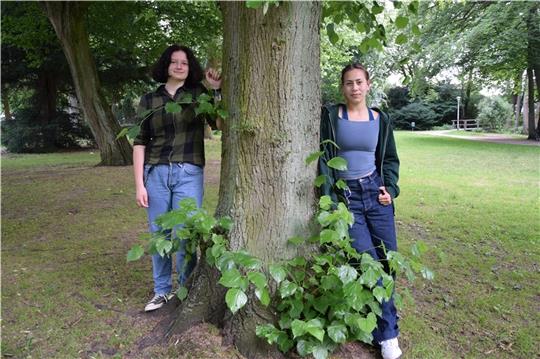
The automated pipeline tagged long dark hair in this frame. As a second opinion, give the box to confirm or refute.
[340,63,370,85]
[151,44,203,88]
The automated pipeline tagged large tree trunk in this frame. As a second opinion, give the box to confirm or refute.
[169,2,321,358]
[36,69,58,126]
[41,1,132,165]
[1,84,13,121]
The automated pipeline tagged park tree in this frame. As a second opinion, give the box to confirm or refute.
[41,1,133,165]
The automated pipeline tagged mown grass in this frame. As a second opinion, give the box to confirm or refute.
[1,133,539,358]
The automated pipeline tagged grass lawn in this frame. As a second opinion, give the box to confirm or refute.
[1,133,539,358]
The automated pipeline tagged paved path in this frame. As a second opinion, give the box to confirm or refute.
[421,130,540,146]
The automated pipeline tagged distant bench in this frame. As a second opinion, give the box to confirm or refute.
[452,119,480,130]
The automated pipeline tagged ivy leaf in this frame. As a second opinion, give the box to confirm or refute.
[279,280,298,298]
[225,288,248,314]
[269,264,287,284]
[312,345,329,359]
[291,319,307,338]
[256,323,280,343]
[320,229,338,244]
[314,175,327,188]
[255,287,271,306]
[116,127,130,140]
[219,268,247,289]
[195,101,214,116]
[373,286,387,303]
[247,271,267,290]
[126,245,144,262]
[395,15,409,29]
[320,139,340,149]
[288,236,305,246]
[358,313,377,333]
[217,216,233,231]
[305,319,325,342]
[176,286,188,301]
[328,323,348,344]
[337,265,358,284]
[276,333,294,353]
[395,34,408,45]
[197,93,212,102]
[165,102,182,114]
[296,339,314,356]
[372,3,384,15]
[305,150,324,165]
[327,157,347,171]
[217,108,229,119]
[411,241,428,257]
[335,179,347,190]
[156,238,173,257]
[421,266,434,280]
[246,0,264,9]
[127,125,140,140]
[233,251,262,270]
[319,195,333,210]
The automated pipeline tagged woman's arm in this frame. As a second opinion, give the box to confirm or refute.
[133,145,148,208]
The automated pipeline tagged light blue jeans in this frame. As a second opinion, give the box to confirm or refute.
[144,162,203,295]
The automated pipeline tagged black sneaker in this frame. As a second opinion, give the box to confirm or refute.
[144,293,174,312]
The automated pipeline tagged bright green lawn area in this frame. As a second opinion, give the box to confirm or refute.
[1,133,539,358]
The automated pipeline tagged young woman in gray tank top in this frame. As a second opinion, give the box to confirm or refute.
[319,63,402,359]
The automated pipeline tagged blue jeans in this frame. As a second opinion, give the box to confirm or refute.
[144,162,203,295]
[345,171,399,343]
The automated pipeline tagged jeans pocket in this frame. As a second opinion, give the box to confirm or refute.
[143,164,153,186]
[183,162,203,176]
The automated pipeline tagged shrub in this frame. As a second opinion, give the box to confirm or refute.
[389,102,439,130]
[477,96,512,131]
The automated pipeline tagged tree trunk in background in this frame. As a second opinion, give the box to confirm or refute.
[36,69,58,125]
[42,1,132,165]
[526,3,539,140]
[169,2,321,358]
[1,84,13,121]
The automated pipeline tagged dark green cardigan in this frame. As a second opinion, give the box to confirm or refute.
[319,104,400,201]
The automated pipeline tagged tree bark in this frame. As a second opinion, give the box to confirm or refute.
[41,1,132,165]
[169,2,321,358]
[526,3,539,140]
[1,84,13,121]
[36,69,58,125]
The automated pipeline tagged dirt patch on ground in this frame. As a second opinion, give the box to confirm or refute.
[424,130,540,146]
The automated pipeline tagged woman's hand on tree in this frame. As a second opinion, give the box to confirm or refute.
[205,68,222,90]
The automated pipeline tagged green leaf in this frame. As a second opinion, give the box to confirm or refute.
[411,241,428,257]
[287,236,305,246]
[225,288,248,314]
[319,195,333,210]
[176,286,188,301]
[306,151,324,165]
[276,333,294,353]
[327,157,347,171]
[291,319,307,338]
[296,339,313,356]
[314,175,327,188]
[312,345,329,359]
[335,179,347,190]
[217,216,233,231]
[328,323,347,344]
[256,323,280,343]
[320,139,340,149]
[247,271,267,290]
[395,15,409,29]
[358,313,377,333]
[305,318,325,342]
[408,1,418,14]
[165,102,182,114]
[127,245,144,262]
[156,238,173,257]
[356,23,366,33]
[337,265,358,284]
[219,268,247,289]
[320,229,338,244]
[279,280,298,298]
[255,287,271,306]
[116,127,130,140]
[217,108,229,119]
[412,23,421,36]
[127,125,140,140]
[326,23,339,45]
[269,264,287,284]
[373,286,387,303]
[195,101,214,116]
[233,251,262,270]
[246,0,264,9]
[395,34,408,45]
[372,3,384,15]
[359,268,379,288]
